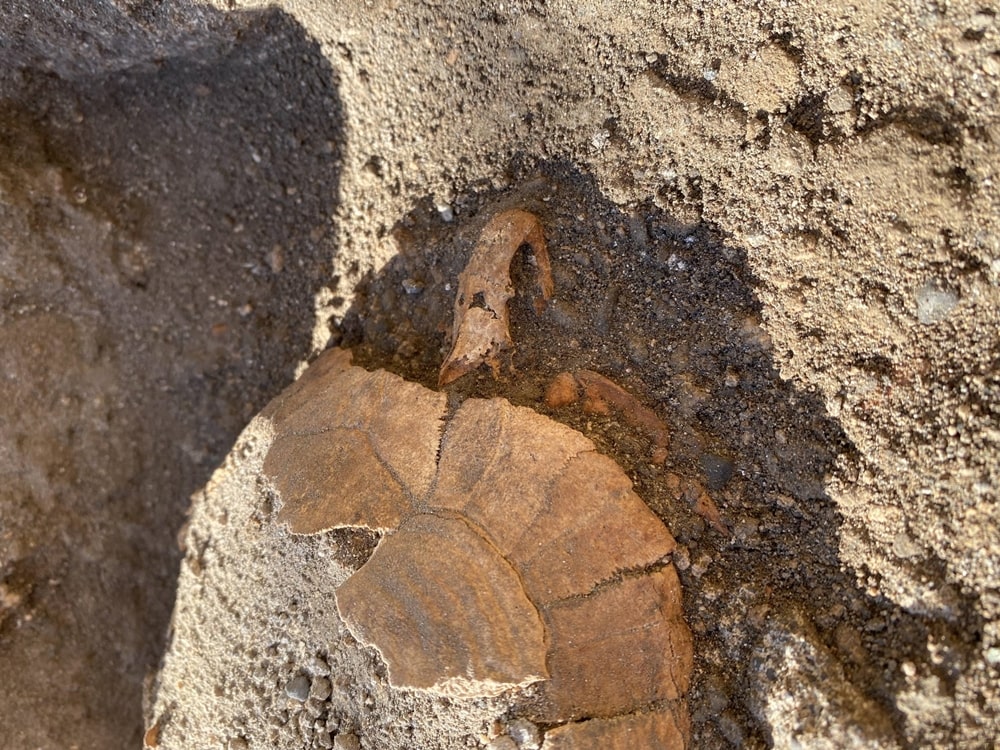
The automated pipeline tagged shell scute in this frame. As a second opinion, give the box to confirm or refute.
[335,512,548,697]
[264,349,445,533]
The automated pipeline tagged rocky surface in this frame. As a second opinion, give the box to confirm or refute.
[1,0,997,748]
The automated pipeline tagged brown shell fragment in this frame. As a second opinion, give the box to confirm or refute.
[511,451,677,606]
[263,347,446,534]
[264,429,414,533]
[546,369,671,464]
[540,708,689,750]
[668,472,730,536]
[261,352,691,737]
[143,719,161,749]
[259,346,355,428]
[692,486,730,536]
[535,567,692,722]
[335,513,547,697]
[432,397,676,605]
[543,371,580,408]
[439,209,553,385]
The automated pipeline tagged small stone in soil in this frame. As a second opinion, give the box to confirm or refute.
[507,718,542,749]
[285,674,311,702]
[333,732,361,750]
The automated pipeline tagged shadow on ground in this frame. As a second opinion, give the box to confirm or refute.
[0,7,342,748]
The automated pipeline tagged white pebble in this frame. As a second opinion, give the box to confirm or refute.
[915,281,958,324]
[507,718,542,749]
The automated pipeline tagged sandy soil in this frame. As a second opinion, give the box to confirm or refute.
[1,1,997,748]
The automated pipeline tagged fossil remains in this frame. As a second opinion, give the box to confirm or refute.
[261,210,693,747]
[439,209,552,386]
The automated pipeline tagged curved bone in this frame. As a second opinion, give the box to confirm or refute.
[439,209,553,385]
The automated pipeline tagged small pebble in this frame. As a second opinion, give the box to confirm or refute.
[436,203,454,222]
[311,676,332,701]
[985,647,1000,666]
[774,494,796,510]
[865,617,887,633]
[285,673,311,702]
[700,453,734,490]
[227,738,249,750]
[334,732,361,750]
[915,280,958,324]
[305,697,325,717]
[268,244,285,273]
[507,718,542,749]
[303,655,330,676]
[892,531,921,559]
[487,738,518,750]
[401,277,423,294]
[591,129,610,151]
[827,85,854,113]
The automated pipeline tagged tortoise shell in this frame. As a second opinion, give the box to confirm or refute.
[260,347,693,747]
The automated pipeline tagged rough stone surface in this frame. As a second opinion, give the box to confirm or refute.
[748,608,900,749]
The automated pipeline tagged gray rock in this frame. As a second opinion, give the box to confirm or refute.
[284,674,311,702]
[507,718,542,749]
[748,608,900,749]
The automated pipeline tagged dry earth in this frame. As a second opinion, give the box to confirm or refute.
[0,1,997,748]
